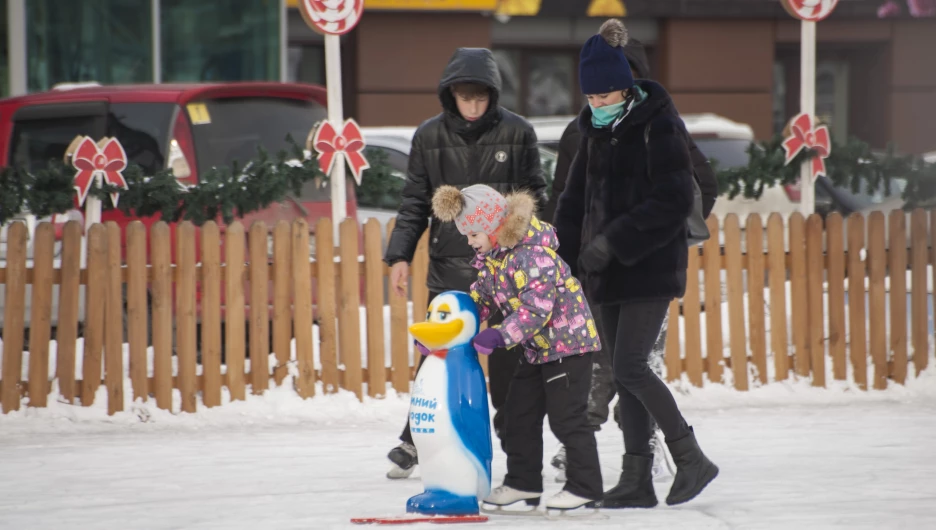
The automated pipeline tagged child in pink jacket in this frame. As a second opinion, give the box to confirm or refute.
[431,184,602,513]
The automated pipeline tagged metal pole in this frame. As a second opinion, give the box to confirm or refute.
[280,0,289,82]
[325,33,347,226]
[799,20,816,216]
[7,0,27,96]
[152,0,162,83]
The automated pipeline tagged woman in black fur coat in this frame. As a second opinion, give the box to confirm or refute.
[553,19,719,509]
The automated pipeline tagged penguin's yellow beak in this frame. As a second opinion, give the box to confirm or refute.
[409,320,464,350]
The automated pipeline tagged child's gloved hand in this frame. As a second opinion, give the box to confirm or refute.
[472,328,505,355]
[414,340,431,356]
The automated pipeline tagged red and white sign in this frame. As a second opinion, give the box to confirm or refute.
[782,113,831,182]
[781,0,840,22]
[71,136,129,207]
[299,0,364,35]
[311,119,370,184]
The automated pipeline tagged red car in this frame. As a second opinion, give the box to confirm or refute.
[0,82,357,335]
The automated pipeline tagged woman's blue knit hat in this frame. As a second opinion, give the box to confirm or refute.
[579,19,634,95]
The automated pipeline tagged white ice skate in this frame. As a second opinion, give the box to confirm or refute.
[480,485,542,516]
[543,491,606,521]
[385,442,418,480]
[650,431,676,481]
[550,446,567,483]
[386,462,415,479]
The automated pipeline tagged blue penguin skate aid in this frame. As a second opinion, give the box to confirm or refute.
[351,292,492,525]
[405,291,493,516]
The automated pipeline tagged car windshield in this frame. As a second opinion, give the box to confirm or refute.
[109,103,175,175]
[8,101,175,179]
[191,97,327,175]
[691,138,752,169]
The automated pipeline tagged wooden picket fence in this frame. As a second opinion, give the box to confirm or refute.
[0,209,933,415]
[663,210,932,390]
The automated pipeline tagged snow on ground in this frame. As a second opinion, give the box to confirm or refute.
[2,363,936,529]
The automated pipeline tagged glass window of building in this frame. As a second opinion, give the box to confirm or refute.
[492,49,521,112]
[525,52,574,117]
[0,0,8,97]
[26,0,152,92]
[161,0,279,82]
[287,44,325,85]
[493,48,580,117]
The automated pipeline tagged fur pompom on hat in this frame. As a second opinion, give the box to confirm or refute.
[432,185,508,236]
[579,19,634,95]
[599,19,628,47]
[431,186,466,223]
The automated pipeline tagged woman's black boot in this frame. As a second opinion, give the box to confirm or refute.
[665,428,718,505]
[601,454,658,508]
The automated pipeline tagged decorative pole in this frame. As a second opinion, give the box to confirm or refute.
[298,0,368,226]
[780,0,839,215]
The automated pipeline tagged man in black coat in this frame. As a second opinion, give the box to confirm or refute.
[545,37,719,483]
[383,47,548,479]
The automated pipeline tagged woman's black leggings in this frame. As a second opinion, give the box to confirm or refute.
[600,300,691,456]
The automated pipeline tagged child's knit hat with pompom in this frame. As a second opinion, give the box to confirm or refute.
[431,184,507,236]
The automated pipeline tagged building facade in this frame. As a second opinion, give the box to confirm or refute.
[2,0,935,154]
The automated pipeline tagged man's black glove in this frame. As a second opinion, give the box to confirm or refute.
[577,234,614,275]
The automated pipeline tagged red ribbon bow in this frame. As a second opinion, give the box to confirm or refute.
[72,136,129,206]
[782,113,831,182]
[312,119,370,184]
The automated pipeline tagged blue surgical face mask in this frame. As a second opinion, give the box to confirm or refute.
[589,100,627,128]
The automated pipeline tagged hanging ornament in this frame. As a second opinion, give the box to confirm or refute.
[782,113,831,182]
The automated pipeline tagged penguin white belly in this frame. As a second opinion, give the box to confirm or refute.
[410,355,485,498]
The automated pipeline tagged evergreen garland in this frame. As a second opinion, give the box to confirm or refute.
[3,132,934,227]
[715,134,936,209]
[0,136,393,226]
